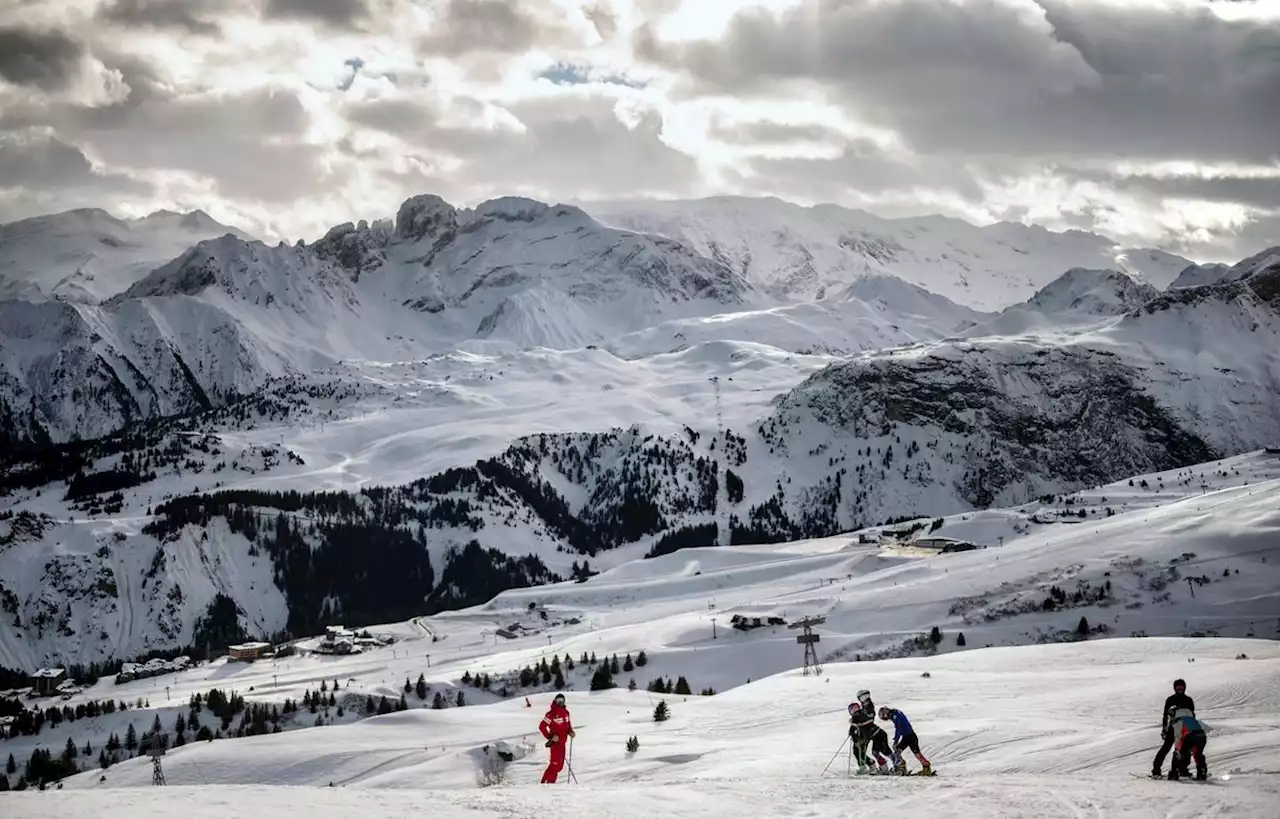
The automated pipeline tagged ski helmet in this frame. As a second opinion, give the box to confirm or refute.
[553,693,566,707]
[848,701,862,716]
[1173,679,1186,692]
[878,706,892,721]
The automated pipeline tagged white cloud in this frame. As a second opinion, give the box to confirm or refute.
[0,0,1273,260]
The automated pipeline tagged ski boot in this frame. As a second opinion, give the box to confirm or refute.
[1151,766,1162,780]
[921,763,934,777]
[894,761,908,776]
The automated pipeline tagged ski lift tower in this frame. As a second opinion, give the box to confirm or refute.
[789,615,826,676]
[146,734,169,785]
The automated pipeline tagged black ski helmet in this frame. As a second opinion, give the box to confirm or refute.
[1173,679,1186,691]
[553,693,566,706]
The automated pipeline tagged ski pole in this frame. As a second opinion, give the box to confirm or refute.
[566,736,579,784]
[821,736,850,776]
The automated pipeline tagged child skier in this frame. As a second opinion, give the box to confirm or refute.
[1167,707,1208,781]
[879,706,933,776]
[538,693,575,784]
[848,701,892,774]
[1152,678,1195,778]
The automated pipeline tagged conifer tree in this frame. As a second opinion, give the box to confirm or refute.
[653,700,669,722]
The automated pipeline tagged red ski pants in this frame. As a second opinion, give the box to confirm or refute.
[541,739,566,783]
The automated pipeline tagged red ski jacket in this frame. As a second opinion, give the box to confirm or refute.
[540,704,573,742]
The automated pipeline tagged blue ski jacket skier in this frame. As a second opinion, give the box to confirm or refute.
[887,709,914,741]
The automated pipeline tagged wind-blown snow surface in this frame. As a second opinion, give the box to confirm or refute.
[9,460,1280,813]
[587,197,1195,308]
[0,208,251,303]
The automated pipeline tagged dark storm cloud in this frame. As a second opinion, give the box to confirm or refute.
[708,118,847,147]
[12,83,327,203]
[0,135,154,206]
[641,0,1280,164]
[419,0,561,56]
[0,27,86,90]
[1096,171,1280,212]
[97,0,227,35]
[262,0,369,27]
[348,92,698,197]
[0,136,94,187]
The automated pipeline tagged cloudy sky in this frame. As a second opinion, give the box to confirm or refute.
[0,0,1276,260]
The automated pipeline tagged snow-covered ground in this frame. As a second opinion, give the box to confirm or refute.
[5,452,1279,816]
[12,639,1280,817]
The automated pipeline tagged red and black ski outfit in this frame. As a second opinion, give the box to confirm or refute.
[539,694,575,783]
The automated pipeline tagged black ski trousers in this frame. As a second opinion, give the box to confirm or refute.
[1152,730,1175,773]
[851,724,892,765]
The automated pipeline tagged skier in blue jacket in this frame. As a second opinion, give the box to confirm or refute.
[879,706,933,776]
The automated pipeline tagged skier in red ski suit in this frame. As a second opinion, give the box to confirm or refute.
[539,693,575,783]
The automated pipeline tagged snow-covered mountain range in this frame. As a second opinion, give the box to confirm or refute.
[588,196,1195,307]
[0,208,251,304]
[1,193,1277,673]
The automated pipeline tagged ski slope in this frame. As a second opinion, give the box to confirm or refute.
[5,453,1280,817]
[14,639,1280,818]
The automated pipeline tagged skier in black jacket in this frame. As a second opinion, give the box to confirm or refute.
[848,700,892,774]
[1151,679,1195,777]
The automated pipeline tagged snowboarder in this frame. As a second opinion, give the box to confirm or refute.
[1167,707,1208,781]
[1151,678,1195,778]
[538,692,575,784]
[879,706,932,776]
[847,701,892,774]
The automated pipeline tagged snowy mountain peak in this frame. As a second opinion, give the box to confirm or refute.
[1166,246,1280,291]
[113,234,352,308]
[839,273,989,328]
[395,194,458,243]
[0,206,251,303]
[1023,267,1159,316]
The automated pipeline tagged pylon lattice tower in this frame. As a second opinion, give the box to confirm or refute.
[148,747,166,785]
[788,615,826,676]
